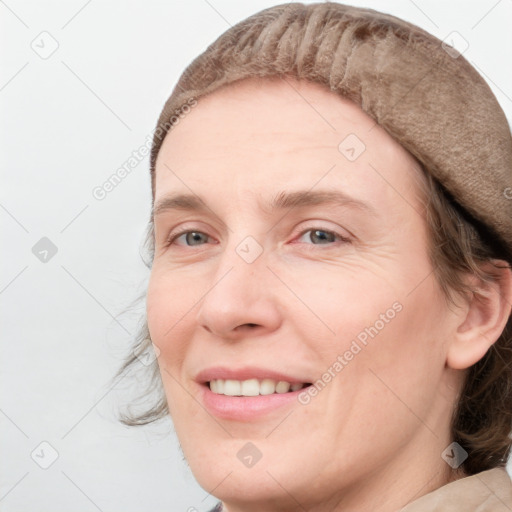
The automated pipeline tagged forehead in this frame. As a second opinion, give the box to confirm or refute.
[154,76,425,212]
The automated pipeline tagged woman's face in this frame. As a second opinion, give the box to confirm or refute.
[147,77,464,511]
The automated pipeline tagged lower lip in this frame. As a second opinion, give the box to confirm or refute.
[200,384,307,421]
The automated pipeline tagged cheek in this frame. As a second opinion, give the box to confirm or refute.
[346,275,450,423]
[279,260,402,342]
[295,253,447,387]
[146,271,199,417]
[146,268,200,359]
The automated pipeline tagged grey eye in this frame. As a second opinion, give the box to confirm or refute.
[299,229,337,244]
[178,231,209,246]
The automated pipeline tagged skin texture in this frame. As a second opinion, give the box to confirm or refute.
[146,76,511,512]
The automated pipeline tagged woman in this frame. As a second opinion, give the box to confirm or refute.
[117,2,512,510]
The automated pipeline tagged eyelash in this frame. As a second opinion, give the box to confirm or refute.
[164,226,351,249]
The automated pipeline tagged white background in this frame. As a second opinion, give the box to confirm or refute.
[1,1,512,511]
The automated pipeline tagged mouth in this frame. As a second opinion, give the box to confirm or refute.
[195,367,314,420]
[207,378,312,396]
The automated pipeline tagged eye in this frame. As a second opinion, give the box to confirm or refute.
[165,227,350,249]
[295,228,350,246]
[167,229,211,247]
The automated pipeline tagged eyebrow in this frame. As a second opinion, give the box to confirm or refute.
[153,189,378,218]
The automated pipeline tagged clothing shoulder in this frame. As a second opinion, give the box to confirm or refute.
[400,467,512,511]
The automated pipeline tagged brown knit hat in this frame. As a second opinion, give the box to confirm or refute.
[150,1,512,257]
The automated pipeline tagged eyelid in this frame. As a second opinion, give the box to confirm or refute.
[165,226,215,246]
[292,226,351,246]
[164,219,217,243]
[292,219,351,237]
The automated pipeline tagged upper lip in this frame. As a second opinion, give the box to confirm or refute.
[195,366,312,385]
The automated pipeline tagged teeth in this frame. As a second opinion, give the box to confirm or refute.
[241,378,260,396]
[223,379,241,396]
[260,378,276,395]
[208,379,306,396]
[275,381,290,393]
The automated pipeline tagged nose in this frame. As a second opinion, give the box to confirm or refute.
[195,247,282,340]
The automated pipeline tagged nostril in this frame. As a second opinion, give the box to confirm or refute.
[234,323,260,332]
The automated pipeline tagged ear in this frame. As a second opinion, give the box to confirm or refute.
[446,260,512,370]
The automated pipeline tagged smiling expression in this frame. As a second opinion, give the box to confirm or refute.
[146,76,464,511]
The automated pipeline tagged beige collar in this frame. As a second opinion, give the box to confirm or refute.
[399,468,512,511]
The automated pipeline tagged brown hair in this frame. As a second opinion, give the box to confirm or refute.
[115,2,512,476]
[418,170,512,475]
